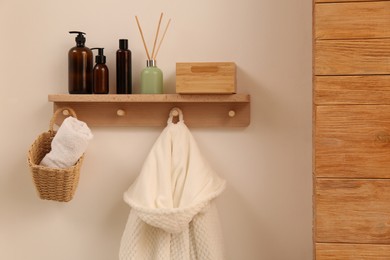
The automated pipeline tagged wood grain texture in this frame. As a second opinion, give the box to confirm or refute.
[314,0,390,257]
[316,179,390,244]
[315,1,390,39]
[314,75,390,105]
[48,94,249,103]
[316,243,390,259]
[49,94,250,127]
[176,62,236,94]
[53,101,250,127]
[315,38,390,75]
[315,105,390,178]
[316,0,380,3]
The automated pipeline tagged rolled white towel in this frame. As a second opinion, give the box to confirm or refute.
[40,116,93,168]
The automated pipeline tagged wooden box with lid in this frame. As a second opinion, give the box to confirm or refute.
[176,62,236,94]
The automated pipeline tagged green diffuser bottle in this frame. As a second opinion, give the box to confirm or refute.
[140,60,163,94]
[135,13,171,94]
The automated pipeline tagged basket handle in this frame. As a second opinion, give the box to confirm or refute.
[49,107,77,132]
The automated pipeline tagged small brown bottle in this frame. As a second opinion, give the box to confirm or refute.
[91,48,109,94]
[68,31,93,94]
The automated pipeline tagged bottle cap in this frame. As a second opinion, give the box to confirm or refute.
[146,59,156,67]
[119,39,128,50]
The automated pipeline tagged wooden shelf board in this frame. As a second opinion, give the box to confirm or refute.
[48,94,250,103]
[48,94,250,127]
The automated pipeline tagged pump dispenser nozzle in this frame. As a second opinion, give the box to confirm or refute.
[69,31,86,47]
[91,48,106,64]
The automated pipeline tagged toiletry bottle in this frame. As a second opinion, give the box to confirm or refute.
[68,31,93,94]
[91,48,109,94]
[116,39,132,94]
[140,60,163,94]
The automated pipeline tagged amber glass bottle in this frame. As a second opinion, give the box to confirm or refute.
[91,48,109,94]
[68,31,93,94]
[116,39,132,94]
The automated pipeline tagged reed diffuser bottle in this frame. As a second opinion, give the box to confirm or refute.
[135,13,171,94]
[141,60,163,94]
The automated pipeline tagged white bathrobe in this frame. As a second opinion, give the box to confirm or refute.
[119,112,226,260]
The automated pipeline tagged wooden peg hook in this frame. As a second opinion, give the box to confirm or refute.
[171,109,179,117]
[117,109,125,116]
[62,109,70,116]
[228,110,236,117]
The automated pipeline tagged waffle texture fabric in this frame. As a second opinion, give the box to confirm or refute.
[119,114,226,260]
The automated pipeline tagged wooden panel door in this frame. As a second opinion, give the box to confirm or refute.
[315,39,390,75]
[315,0,384,4]
[316,244,390,259]
[315,105,390,178]
[314,75,390,105]
[316,179,390,244]
[315,1,390,39]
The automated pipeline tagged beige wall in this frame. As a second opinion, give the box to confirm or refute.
[0,0,312,259]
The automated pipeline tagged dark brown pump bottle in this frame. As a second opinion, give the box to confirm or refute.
[91,48,109,94]
[68,31,93,94]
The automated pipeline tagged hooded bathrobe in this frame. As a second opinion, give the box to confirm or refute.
[119,110,226,260]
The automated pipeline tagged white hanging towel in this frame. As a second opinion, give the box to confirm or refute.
[119,109,226,260]
[40,116,93,169]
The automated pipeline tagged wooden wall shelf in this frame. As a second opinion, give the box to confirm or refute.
[48,94,250,127]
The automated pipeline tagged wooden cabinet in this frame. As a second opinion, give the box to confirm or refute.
[313,0,390,258]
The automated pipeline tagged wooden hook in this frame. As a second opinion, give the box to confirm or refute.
[62,109,70,116]
[117,109,126,116]
[228,110,236,117]
[171,109,179,117]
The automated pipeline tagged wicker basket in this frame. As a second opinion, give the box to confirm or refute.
[27,107,84,202]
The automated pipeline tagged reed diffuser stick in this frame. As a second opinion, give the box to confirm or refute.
[135,16,151,60]
[154,18,171,60]
[151,12,164,60]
